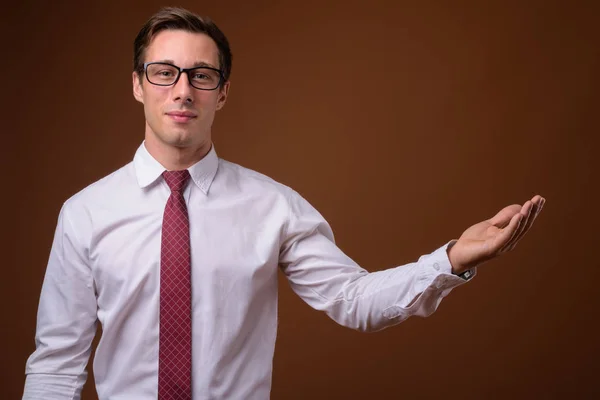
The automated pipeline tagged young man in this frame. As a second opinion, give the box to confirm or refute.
[23,7,545,400]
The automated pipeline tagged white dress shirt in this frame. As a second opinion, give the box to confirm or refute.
[23,142,475,400]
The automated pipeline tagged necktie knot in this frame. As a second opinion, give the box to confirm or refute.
[163,170,190,193]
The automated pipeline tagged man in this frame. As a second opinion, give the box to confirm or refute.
[22,6,544,400]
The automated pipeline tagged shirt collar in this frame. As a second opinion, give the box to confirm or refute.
[133,141,219,195]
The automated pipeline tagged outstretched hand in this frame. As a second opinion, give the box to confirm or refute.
[448,195,545,274]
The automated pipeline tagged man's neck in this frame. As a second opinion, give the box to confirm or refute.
[144,133,212,171]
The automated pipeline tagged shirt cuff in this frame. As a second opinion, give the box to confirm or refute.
[429,240,477,286]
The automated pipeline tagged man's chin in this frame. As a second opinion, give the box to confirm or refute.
[168,135,196,148]
[146,126,206,149]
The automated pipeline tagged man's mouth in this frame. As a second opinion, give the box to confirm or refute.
[166,111,197,123]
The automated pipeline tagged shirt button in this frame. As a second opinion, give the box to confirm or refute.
[433,262,440,271]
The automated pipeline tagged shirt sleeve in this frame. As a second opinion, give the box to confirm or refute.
[279,188,476,332]
[23,202,98,400]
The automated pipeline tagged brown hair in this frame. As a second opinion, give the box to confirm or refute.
[133,7,232,85]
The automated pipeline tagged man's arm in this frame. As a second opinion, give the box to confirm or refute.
[278,188,475,332]
[23,202,98,400]
[279,188,544,333]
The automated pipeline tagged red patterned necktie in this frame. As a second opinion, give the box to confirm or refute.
[159,170,192,399]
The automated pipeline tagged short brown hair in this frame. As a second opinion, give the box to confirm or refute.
[133,7,232,84]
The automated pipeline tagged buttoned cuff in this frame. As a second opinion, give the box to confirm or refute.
[429,240,477,288]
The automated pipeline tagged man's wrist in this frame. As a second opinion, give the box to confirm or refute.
[446,240,473,279]
[446,240,462,273]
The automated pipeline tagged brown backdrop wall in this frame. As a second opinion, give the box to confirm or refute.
[2,0,599,399]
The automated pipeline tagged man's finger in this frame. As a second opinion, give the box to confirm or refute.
[496,213,523,253]
[510,198,543,247]
[507,197,545,251]
[504,201,532,247]
[489,204,522,228]
[517,201,535,237]
[521,201,541,234]
[500,202,533,253]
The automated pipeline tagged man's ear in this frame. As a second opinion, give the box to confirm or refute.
[215,81,230,111]
[132,71,144,104]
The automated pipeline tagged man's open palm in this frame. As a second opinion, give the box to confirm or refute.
[448,195,545,274]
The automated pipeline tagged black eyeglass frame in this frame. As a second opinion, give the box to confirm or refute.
[143,62,224,91]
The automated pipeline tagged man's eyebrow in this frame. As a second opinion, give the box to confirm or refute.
[192,61,219,69]
[152,59,176,65]
[153,59,219,69]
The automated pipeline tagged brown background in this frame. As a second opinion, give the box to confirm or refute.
[2,0,599,399]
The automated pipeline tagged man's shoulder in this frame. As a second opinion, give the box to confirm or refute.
[63,161,135,210]
[217,158,294,197]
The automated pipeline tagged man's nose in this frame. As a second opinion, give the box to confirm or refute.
[172,72,194,103]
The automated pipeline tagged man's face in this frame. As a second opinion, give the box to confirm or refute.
[133,29,229,150]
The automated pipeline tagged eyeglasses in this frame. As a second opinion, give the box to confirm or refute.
[143,62,224,91]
